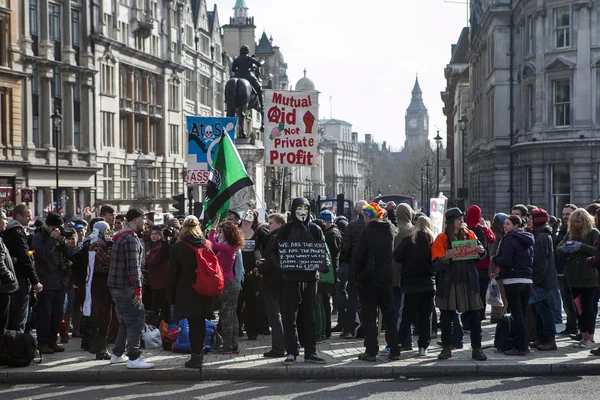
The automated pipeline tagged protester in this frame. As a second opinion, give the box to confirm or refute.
[61,228,79,344]
[555,204,579,335]
[209,216,244,354]
[108,208,153,369]
[227,210,241,225]
[114,215,125,232]
[528,209,558,351]
[277,197,328,365]
[339,200,368,339]
[89,221,114,360]
[317,210,342,339]
[431,207,487,361]
[145,226,170,326]
[99,205,116,228]
[256,213,286,357]
[33,212,72,354]
[354,202,400,361]
[0,210,19,332]
[392,203,415,346]
[168,216,216,368]
[488,213,508,322]
[558,208,600,349]
[394,215,435,356]
[1,204,41,333]
[492,215,534,356]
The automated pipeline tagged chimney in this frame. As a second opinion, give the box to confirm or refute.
[382,141,387,150]
[351,132,358,143]
[365,134,372,144]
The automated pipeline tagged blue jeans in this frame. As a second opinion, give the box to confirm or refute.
[557,276,578,331]
[335,263,349,326]
[110,287,145,361]
[263,291,285,354]
[533,296,556,340]
[8,278,31,332]
[36,289,66,345]
[550,287,563,324]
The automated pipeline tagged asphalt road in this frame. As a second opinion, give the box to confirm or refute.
[0,377,596,399]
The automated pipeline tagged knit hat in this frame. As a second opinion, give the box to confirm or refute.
[497,213,507,224]
[445,207,464,223]
[45,213,64,227]
[466,205,482,227]
[531,208,549,228]
[317,210,334,223]
[126,208,144,222]
[74,224,85,230]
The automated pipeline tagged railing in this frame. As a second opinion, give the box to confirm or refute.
[119,98,133,110]
[134,101,148,114]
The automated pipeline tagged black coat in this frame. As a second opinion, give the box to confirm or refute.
[354,220,395,287]
[324,225,342,274]
[532,225,558,290]
[167,236,216,321]
[340,215,366,268]
[257,228,282,294]
[0,238,18,294]
[393,233,435,294]
[1,220,38,285]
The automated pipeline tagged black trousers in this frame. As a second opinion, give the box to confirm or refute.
[398,291,435,349]
[571,286,598,335]
[188,317,207,355]
[440,309,482,348]
[477,269,490,321]
[237,277,259,337]
[358,284,399,357]
[504,283,532,352]
[0,293,10,333]
[281,280,317,357]
[152,289,170,325]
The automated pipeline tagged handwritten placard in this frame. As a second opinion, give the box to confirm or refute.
[278,241,327,271]
[242,240,256,253]
[451,240,479,261]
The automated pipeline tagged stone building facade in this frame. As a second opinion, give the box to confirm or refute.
[321,119,360,203]
[464,0,600,217]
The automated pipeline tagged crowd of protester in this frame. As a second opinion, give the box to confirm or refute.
[1,197,600,370]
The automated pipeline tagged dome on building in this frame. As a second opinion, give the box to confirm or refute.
[295,68,315,91]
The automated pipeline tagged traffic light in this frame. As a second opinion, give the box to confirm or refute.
[173,194,185,214]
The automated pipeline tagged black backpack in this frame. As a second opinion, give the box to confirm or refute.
[0,330,41,367]
[494,315,516,352]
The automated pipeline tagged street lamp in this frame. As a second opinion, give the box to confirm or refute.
[434,131,443,196]
[425,159,431,214]
[458,116,468,207]
[51,108,62,213]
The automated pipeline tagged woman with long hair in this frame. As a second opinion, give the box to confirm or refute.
[492,215,535,356]
[488,213,508,322]
[431,208,488,361]
[209,215,244,354]
[394,215,436,356]
[558,208,600,349]
[167,216,217,369]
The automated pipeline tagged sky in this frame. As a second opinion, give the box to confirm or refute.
[212,0,470,150]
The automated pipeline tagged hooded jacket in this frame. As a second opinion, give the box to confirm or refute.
[492,229,534,280]
[1,219,38,285]
[558,228,600,288]
[323,224,342,274]
[394,232,435,293]
[256,227,282,294]
[354,219,395,286]
[340,214,366,270]
[277,197,328,282]
[532,224,557,290]
[0,237,18,294]
[466,205,495,271]
[392,203,414,286]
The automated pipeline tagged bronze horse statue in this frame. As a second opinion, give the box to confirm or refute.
[225,67,264,139]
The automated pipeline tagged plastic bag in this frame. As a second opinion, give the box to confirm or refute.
[141,324,163,349]
[486,278,503,307]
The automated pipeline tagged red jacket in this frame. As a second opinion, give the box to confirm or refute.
[466,205,496,270]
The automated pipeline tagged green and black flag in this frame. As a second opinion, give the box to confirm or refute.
[203,133,253,229]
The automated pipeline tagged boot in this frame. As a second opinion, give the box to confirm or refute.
[95,337,112,360]
[438,346,452,360]
[537,336,557,351]
[184,352,204,369]
[472,347,487,361]
[72,309,83,338]
[38,343,55,354]
[531,339,542,349]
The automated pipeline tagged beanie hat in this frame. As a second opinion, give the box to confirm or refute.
[317,210,334,223]
[466,205,482,227]
[126,208,144,222]
[497,213,507,224]
[531,208,549,228]
[445,207,464,223]
[45,212,64,227]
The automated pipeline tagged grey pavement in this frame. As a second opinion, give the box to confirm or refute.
[2,315,600,382]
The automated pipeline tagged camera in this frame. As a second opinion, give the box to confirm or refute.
[59,227,74,239]
[163,227,174,238]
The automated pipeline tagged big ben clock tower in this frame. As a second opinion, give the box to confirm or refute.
[404,76,429,149]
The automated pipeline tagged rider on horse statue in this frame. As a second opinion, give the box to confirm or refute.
[231,45,264,112]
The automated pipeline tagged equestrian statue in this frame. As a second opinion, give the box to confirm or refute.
[225,45,265,139]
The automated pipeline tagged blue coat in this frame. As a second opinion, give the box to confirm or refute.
[492,230,534,280]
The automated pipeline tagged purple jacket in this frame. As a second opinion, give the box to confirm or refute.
[492,229,534,280]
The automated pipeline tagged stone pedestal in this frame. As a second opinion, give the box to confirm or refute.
[233,138,265,214]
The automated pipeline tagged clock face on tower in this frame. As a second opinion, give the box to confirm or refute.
[409,119,418,128]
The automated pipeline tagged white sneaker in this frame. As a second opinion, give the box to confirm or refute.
[110,354,129,364]
[418,347,427,356]
[127,356,154,369]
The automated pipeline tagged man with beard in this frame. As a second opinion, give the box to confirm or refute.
[277,198,329,365]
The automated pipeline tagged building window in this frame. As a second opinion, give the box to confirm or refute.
[102,111,114,147]
[526,15,535,56]
[148,78,156,104]
[185,70,193,100]
[200,75,210,107]
[551,165,570,217]
[169,124,179,154]
[119,21,128,44]
[101,62,115,95]
[74,121,81,150]
[553,80,570,127]
[216,82,224,112]
[555,7,570,49]
[103,13,113,38]
[149,123,157,153]
[119,69,127,98]
[526,166,533,205]
[596,69,600,124]
[150,35,158,56]
[135,120,142,150]
[51,68,61,99]
[32,117,40,147]
[135,32,146,52]
[29,0,38,36]
[49,3,61,41]
[526,83,535,131]
[119,117,128,149]
[185,25,194,47]
[121,165,131,199]
[169,81,179,111]
[103,164,115,199]
[171,168,179,196]
[0,15,9,67]
[134,73,141,101]
[200,35,210,55]
[71,9,79,47]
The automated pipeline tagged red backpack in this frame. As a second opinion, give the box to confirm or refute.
[182,240,224,297]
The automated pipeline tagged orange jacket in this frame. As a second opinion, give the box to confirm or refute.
[431,229,479,261]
